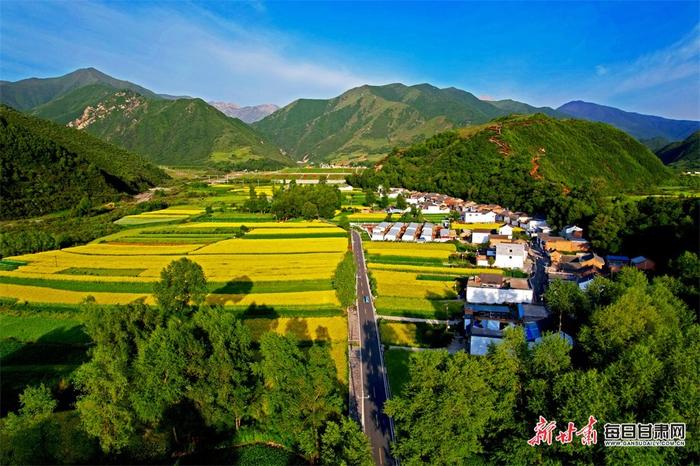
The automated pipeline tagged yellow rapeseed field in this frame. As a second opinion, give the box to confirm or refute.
[67,243,203,255]
[365,245,452,259]
[206,290,339,307]
[194,237,347,254]
[0,283,152,305]
[365,242,455,251]
[178,221,335,229]
[372,270,457,299]
[243,316,347,383]
[368,263,503,276]
[244,227,344,237]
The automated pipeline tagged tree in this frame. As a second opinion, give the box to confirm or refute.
[0,384,59,465]
[302,201,319,219]
[189,308,256,430]
[153,258,208,314]
[395,193,407,210]
[385,351,496,464]
[544,279,588,333]
[259,334,342,462]
[363,189,377,207]
[72,195,92,217]
[321,418,373,466]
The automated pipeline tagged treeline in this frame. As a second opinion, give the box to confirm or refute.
[243,182,342,220]
[386,268,699,464]
[0,259,371,465]
[0,105,166,219]
[587,197,699,262]
[0,200,169,259]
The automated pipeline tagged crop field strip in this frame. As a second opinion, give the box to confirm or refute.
[0,220,350,313]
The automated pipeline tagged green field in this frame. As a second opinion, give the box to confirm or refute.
[385,349,411,397]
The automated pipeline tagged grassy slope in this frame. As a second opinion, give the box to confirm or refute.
[33,85,292,167]
[253,83,506,163]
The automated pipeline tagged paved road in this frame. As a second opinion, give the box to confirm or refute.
[351,230,395,466]
[529,240,549,302]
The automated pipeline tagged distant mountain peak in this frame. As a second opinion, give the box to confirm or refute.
[208,101,279,123]
[557,100,700,141]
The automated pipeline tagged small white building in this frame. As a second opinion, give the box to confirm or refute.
[419,223,434,242]
[401,223,420,242]
[494,242,526,270]
[561,225,584,240]
[422,203,450,214]
[466,274,533,304]
[471,229,491,244]
[384,222,405,241]
[371,222,391,241]
[497,224,513,239]
[526,219,548,233]
[462,210,497,223]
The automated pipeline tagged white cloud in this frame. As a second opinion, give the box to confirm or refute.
[595,65,608,76]
[0,1,395,105]
[614,24,700,92]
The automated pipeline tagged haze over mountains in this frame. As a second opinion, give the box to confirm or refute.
[1,67,697,170]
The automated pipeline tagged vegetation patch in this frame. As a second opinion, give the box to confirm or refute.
[332,251,356,308]
[379,320,453,348]
[0,260,27,271]
[59,267,146,277]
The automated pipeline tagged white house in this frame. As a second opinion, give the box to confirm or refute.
[494,242,526,270]
[497,224,513,239]
[471,229,491,244]
[462,210,497,223]
[466,274,533,304]
[561,225,584,240]
[526,219,548,233]
[421,203,450,214]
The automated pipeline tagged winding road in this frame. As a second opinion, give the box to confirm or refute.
[350,230,396,466]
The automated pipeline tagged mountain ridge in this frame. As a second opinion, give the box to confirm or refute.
[557,100,700,142]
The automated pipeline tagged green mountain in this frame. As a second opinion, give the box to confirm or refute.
[253,83,507,163]
[0,105,167,219]
[488,99,563,118]
[353,114,670,210]
[0,67,160,110]
[655,131,700,170]
[33,85,292,167]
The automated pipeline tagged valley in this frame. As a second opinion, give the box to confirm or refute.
[1,63,698,466]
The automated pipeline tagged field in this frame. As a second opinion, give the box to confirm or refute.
[378,320,452,348]
[365,241,469,319]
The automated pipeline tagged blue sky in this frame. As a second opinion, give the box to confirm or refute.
[1,1,699,119]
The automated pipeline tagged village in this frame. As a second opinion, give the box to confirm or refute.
[356,187,656,356]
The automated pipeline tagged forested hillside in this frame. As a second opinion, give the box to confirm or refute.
[350,114,671,224]
[33,87,292,167]
[655,131,700,170]
[0,105,167,218]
